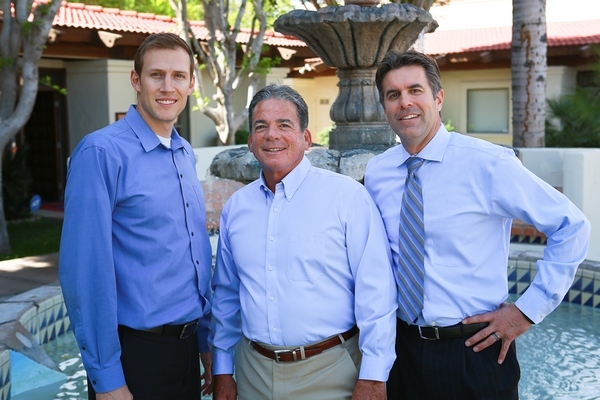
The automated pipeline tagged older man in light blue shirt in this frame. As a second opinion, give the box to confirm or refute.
[210,84,397,400]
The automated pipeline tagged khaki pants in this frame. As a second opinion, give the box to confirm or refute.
[235,333,361,400]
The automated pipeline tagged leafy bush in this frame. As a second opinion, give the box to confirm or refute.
[546,48,600,147]
[235,128,250,144]
[316,124,334,146]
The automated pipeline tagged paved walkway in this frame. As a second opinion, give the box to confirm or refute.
[0,209,62,300]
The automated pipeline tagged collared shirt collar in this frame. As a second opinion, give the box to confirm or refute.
[124,104,186,153]
[259,155,311,201]
[398,123,450,167]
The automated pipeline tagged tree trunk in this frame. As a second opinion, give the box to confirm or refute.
[511,0,547,147]
[0,0,62,253]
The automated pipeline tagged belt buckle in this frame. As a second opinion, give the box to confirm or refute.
[418,325,439,340]
[179,321,198,339]
[273,348,299,363]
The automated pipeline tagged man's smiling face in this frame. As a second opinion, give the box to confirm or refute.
[382,64,444,154]
[248,98,311,191]
[130,47,194,137]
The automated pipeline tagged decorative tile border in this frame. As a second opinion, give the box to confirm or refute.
[0,286,69,400]
[508,250,600,308]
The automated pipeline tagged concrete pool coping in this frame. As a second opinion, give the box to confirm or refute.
[1,246,600,400]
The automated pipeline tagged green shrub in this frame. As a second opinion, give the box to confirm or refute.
[235,128,250,144]
[546,47,600,148]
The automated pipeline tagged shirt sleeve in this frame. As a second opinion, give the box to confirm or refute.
[491,151,591,323]
[209,205,242,375]
[345,187,398,381]
[59,145,126,393]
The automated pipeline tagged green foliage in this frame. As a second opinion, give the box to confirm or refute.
[444,119,455,132]
[2,144,33,221]
[241,45,281,75]
[0,57,15,70]
[39,76,67,95]
[235,0,295,28]
[235,128,250,144]
[78,0,203,18]
[545,48,600,148]
[315,124,334,146]
[2,217,62,260]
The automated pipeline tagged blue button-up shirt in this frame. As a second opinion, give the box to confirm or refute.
[59,105,212,393]
[210,157,397,382]
[365,125,590,326]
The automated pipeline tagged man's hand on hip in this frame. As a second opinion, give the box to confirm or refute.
[463,302,532,364]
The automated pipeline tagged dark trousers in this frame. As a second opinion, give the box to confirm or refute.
[387,318,520,400]
[88,326,200,400]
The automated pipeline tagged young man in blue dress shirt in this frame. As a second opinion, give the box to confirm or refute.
[210,84,397,400]
[59,33,213,400]
[365,50,591,399]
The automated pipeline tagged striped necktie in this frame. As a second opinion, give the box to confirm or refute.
[398,156,426,323]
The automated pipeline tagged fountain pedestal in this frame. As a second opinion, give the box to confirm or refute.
[275,3,437,150]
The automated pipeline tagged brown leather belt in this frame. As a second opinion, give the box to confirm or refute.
[250,326,358,363]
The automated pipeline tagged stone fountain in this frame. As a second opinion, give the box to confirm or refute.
[275,1,436,151]
[208,1,437,186]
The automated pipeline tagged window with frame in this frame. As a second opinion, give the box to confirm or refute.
[466,88,509,133]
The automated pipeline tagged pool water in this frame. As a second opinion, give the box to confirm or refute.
[516,300,600,399]
[42,300,600,399]
[42,334,212,400]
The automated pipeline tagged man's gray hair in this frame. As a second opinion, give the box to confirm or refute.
[249,84,309,132]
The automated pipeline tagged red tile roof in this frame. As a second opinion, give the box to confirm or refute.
[425,19,600,55]
[42,2,600,55]
[51,1,307,48]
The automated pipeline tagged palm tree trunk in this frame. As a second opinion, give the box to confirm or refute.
[511,0,547,147]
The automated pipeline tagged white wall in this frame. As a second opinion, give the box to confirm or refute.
[520,148,600,261]
[66,59,134,150]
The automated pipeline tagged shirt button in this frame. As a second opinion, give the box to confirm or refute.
[191,232,195,236]
[273,328,278,332]
[180,174,183,178]
[273,207,278,212]
[186,203,189,207]
[196,260,199,264]
[270,297,274,302]
[269,237,274,241]
[268,266,273,271]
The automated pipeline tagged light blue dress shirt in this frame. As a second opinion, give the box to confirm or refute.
[59,105,213,393]
[210,157,397,382]
[365,125,590,327]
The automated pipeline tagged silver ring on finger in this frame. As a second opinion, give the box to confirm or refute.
[492,332,500,342]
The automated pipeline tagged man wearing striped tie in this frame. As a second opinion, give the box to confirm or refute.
[364,50,591,399]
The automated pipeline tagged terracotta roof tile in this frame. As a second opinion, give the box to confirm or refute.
[425,19,600,55]
[49,1,307,48]
[32,2,600,55]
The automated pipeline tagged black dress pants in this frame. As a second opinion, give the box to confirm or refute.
[387,318,520,400]
[88,325,200,400]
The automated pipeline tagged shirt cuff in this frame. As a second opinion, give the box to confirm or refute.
[212,348,235,375]
[357,354,396,382]
[87,363,126,394]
